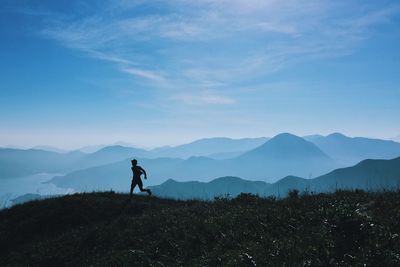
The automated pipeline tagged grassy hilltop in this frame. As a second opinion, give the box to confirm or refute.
[1,191,400,266]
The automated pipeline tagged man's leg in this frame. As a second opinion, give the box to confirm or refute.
[138,179,152,196]
[129,180,137,199]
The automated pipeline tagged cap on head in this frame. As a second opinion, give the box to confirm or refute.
[131,159,137,165]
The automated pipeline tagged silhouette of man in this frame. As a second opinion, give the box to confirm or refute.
[129,159,151,199]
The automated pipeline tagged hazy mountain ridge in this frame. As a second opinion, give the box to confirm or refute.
[242,133,329,159]
[0,137,269,179]
[73,145,151,169]
[150,157,400,199]
[0,146,146,179]
[31,145,67,153]
[306,133,400,165]
[233,133,336,180]
[3,133,400,198]
[149,137,269,159]
[48,134,339,190]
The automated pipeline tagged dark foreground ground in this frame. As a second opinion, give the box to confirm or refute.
[0,190,399,266]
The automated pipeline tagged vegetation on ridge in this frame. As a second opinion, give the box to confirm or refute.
[1,190,399,266]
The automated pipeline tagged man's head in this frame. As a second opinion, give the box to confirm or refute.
[131,159,137,166]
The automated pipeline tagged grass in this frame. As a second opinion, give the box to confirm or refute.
[0,190,399,266]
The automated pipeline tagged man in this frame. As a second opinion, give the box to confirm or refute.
[129,159,152,199]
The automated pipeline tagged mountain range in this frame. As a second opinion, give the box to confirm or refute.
[0,137,269,179]
[48,133,339,190]
[2,133,400,195]
[305,133,400,165]
[150,156,400,199]
[150,137,269,159]
[9,156,400,206]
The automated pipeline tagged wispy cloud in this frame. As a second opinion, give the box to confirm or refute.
[172,91,236,105]
[87,50,135,65]
[26,1,400,96]
[121,67,166,82]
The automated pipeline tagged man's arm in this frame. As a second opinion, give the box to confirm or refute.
[139,166,147,179]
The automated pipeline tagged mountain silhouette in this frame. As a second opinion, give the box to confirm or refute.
[233,133,337,181]
[49,134,338,191]
[311,156,400,191]
[150,137,269,159]
[150,156,400,199]
[31,145,67,153]
[5,133,400,192]
[151,176,269,199]
[306,133,400,165]
[0,145,153,179]
[48,134,341,191]
[12,156,400,202]
[239,133,329,159]
[73,145,151,169]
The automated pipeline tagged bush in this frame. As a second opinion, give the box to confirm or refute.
[288,189,300,199]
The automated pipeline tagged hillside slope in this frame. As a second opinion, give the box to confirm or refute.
[1,191,399,266]
[311,156,400,191]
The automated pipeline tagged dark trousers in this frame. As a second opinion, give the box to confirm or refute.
[130,178,151,197]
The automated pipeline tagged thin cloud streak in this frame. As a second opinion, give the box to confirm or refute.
[121,67,166,82]
[36,1,400,97]
[173,92,236,105]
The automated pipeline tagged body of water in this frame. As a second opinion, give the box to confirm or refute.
[0,173,75,208]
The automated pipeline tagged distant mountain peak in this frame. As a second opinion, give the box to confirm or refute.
[327,132,347,138]
[265,133,316,147]
[102,145,125,149]
[163,178,179,184]
[96,145,145,153]
[267,132,307,143]
[239,132,329,160]
[94,145,129,153]
[273,132,300,139]
[210,176,246,183]
[150,137,269,159]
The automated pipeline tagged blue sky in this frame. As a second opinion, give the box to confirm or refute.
[1,0,400,149]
